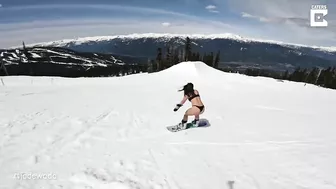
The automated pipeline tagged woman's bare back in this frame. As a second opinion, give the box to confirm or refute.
[188,90,204,106]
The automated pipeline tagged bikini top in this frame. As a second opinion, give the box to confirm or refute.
[188,93,200,101]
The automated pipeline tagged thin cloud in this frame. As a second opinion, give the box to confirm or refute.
[241,12,312,25]
[205,5,217,10]
[1,4,229,27]
[205,5,219,13]
[229,0,336,45]
[241,12,270,22]
[230,0,336,26]
[2,4,201,21]
[241,12,253,18]
[0,18,238,48]
[161,22,171,27]
[209,10,219,13]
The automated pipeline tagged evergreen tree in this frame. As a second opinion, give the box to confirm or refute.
[202,53,214,66]
[196,52,201,61]
[316,69,326,86]
[331,68,336,89]
[306,67,319,84]
[289,67,304,82]
[173,48,180,65]
[180,49,184,62]
[203,53,208,65]
[210,52,214,67]
[147,58,153,73]
[165,46,172,68]
[282,70,289,80]
[192,53,197,61]
[0,60,7,76]
[156,48,162,71]
[185,37,191,61]
[324,67,333,88]
[151,59,157,72]
[214,51,220,68]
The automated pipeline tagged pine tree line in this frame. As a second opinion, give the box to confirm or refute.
[149,37,221,72]
[285,67,336,89]
[222,66,336,90]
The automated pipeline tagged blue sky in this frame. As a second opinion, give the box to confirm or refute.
[0,0,335,48]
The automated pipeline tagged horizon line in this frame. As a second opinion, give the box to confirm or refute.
[8,32,336,52]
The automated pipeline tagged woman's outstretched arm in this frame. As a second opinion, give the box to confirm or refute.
[179,95,188,105]
[174,95,188,112]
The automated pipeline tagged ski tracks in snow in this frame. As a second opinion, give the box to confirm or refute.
[20,109,173,189]
[62,111,175,189]
[68,157,170,189]
[1,90,176,188]
[32,109,116,163]
[37,108,163,156]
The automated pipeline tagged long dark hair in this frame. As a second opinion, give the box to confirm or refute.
[179,83,194,96]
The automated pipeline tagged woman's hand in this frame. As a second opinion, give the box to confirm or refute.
[173,104,182,111]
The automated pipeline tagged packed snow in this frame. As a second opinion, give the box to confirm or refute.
[0,61,336,189]
[30,53,41,58]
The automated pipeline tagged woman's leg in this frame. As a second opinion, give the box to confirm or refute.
[177,107,201,129]
[195,114,200,120]
[183,106,201,122]
[196,107,205,119]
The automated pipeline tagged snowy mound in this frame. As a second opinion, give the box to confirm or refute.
[1,61,336,189]
[158,61,222,77]
[157,61,257,86]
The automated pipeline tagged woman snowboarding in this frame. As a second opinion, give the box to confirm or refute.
[173,83,205,129]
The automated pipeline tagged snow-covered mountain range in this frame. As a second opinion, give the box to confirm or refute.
[28,33,336,71]
[0,46,125,66]
[31,33,336,52]
[0,46,129,76]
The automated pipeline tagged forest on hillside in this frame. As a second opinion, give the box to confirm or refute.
[149,37,336,90]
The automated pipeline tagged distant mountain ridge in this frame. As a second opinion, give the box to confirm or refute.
[29,33,336,53]
[0,46,125,67]
[28,33,336,72]
[0,46,143,77]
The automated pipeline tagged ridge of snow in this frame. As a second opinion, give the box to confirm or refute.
[25,33,336,52]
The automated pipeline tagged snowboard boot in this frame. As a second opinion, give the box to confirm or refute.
[177,120,187,130]
[191,119,199,127]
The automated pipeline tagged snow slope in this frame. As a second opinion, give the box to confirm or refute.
[1,61,336,189]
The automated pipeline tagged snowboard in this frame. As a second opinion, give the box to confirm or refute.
[166,120,208,132]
